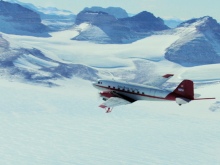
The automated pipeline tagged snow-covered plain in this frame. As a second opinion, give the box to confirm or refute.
[1,28,220,165]
[0,78,220,165]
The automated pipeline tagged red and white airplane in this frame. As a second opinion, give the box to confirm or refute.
[93,74,215,113]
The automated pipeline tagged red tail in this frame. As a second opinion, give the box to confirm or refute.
[173,80,194,100]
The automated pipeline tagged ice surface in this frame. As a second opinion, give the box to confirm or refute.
[5,26,220,83]
[0,78,220,165]
[4,31,179,68]
[180,64,220,82]
[209,101,220,112]
[1,23,220,165]
[14,54,59,70]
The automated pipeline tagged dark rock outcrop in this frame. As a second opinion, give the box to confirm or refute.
[119,11,169,32]
[0,1,50,36]
[83,6,128,18]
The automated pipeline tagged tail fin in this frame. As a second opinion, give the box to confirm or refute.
[173,80,194,100]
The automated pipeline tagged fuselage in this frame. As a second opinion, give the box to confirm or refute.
[93,79,176,102]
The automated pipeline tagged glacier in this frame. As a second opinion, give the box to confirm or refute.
[0,2,220,165]
[0,77,220,165]
[0,28,220,165]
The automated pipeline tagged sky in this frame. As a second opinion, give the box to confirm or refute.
[9,0,220,21]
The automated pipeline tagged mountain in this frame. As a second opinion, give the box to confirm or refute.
[0,34,9,51]
[165,16,220,66]
[33,7,76,31]
[119,11,169,32]
[0,1,50,36]
[1,1,220,81]
[0,34,98,85]
[83,6,128,18]
[5,0,76,31]
[73,11,169,44]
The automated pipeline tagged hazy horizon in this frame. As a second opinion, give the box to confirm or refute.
[5,0,220,21]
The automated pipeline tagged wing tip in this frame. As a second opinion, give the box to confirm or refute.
[163,74,174,78]
[99,105,107,109]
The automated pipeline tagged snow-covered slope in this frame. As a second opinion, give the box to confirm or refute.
[2,23,220,84]
[165,16,220,66]
[0,77,220,165]
[1,4,220,164]
[0,33,99,84]
[74,11,169,44]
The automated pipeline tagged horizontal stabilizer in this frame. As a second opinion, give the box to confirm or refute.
[176,97,191,105]
[194,97,215,100]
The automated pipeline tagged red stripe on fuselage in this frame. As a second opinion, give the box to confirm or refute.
[94,84,175,101]
[165,92,180,101]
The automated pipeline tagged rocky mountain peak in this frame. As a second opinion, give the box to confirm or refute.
[0,1,41,23]
[83,6,128,18]
[130,11,157,21]
[178,16,220,32]
[165,16,220,66]
[119,11,169,32]
[0,1,49,36]
[74,10,169,43]
[75,11,117,25]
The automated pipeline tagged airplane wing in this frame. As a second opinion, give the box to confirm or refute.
[99,97,131,109]
[143,74,174,87]
[98,91,136,112]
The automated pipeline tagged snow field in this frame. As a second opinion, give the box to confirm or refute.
[0,78,220,165]
[0,25,220,165]
[4,30,179,68]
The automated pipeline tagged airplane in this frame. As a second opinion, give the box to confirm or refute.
[92,74,215,113]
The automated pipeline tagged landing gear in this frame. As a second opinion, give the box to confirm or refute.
[106,107,113,113]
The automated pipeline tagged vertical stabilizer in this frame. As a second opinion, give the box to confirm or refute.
[173,80,194,100]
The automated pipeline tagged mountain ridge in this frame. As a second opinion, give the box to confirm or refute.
[83,6,128,19]
[1,1,220,83]
[74,10,169,44]
[0,1,50,36]
[165,16,220,66]
[5,0,76,31]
